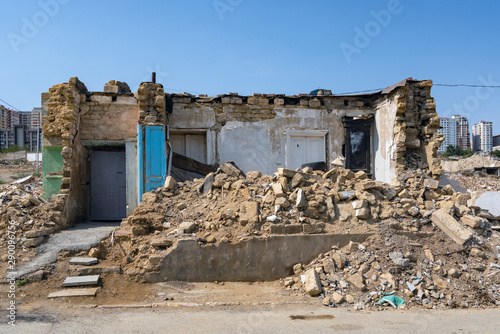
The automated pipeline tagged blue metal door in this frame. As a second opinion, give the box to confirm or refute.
[137,125,167,202]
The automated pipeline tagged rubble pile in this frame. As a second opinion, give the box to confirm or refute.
[282,227,500,310]
[441,154,500,173]
[114,162,500,309]
[449,172,500,192]
[0,178,68,250]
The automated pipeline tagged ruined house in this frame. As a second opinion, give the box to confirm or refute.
[41,77,443,226]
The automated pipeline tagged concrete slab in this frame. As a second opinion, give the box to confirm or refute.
[62,275,100,287]
[145,233,373,283]
[474,191,500,217]
[48,288,99,298]
[69,257,99,266]
[10,222,118,279]
[439,175,467,193]
[431,209,473,245]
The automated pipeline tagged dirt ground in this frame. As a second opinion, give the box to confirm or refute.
[0,161,38,184]
[1,162,499,314]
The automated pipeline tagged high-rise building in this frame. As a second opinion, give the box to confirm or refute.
[472,121,493,152]
[493,134,500,147]
[438,117,458,153]
[0,105,12,129]
[452,115,471,150]
[31,107,42,129]
[17,111,32,127]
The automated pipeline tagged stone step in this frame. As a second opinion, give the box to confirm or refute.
[74,265,121,276]
[48,287,99,298]
[62,275,100,287]
[69,257,99,266]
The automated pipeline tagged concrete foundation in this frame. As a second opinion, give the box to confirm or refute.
[146,233,372,282]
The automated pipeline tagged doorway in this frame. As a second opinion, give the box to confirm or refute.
[90,149,126,221]
[344,118,372,175]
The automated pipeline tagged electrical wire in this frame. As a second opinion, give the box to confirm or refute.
[0,98,21,111]
[434,84,500,88]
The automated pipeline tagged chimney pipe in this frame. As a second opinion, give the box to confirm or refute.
[152,72,156,83]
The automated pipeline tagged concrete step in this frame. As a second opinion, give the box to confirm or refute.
[62,275,100,287]
[73,265,121,276]
[69,257,99,266]
[48,287,99,298]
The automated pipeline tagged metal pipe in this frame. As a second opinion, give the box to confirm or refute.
[152,72,156,83]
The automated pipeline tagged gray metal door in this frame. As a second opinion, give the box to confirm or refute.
[90,150,126,220]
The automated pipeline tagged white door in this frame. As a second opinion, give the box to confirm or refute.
[286,131,327,170]
[170,133,207,163]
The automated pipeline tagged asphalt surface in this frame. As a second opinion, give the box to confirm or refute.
[2,305,498,334]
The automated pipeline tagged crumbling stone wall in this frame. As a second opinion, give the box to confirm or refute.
[389,80,443,178]
[137,82,166,126]
[79,92,139,141]
[42,77,88,228]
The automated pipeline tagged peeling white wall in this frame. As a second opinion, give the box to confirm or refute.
[169,102,376,175]
[374,99,398,183]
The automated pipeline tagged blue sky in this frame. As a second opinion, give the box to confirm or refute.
[1,0,499,134]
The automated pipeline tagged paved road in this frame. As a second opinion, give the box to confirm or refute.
[2,304,498,334]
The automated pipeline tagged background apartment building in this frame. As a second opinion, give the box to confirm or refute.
[472,121,493,152]
[0,105,42,151]
[452,115,471,150]
[438,117,458,153]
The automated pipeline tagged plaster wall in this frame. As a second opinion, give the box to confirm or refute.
[374,97,398,183]
[168,102,362,175]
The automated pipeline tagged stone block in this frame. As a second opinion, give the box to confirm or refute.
[164,176,177,190]
[296,189,307,208]
[303,223,324,234]
[269,224,303,235]
[430,209,473,245]
[355,208,370,219]
[272,183,285,198]
[289,173,305,190]
[461,215,483,228]
[346,274,366,291]
[303,269,322,296]
[179,222,197,234]
[240,201,260,225]
[424,178,439,190]
[151,237,174,248]
[332,252,346,269]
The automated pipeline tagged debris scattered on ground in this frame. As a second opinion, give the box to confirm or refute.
[448,172,500,192]
[109,162,500,310]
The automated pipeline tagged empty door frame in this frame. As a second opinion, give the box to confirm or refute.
[344,117,373,175]
[169,128,211,164]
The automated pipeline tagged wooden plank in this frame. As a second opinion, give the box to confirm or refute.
[48,288,99,298]
[69,257,99,266]
[172,152,217,176]
[62,275,100,287]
